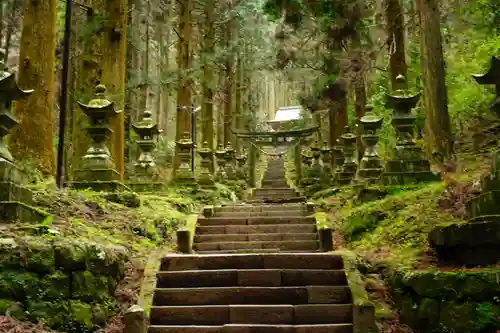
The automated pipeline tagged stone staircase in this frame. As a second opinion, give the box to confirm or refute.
[147,156,374,333]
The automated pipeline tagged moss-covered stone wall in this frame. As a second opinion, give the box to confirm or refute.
[0,236,129,332]
[388,270,500,333]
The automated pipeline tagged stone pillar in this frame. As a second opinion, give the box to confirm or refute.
[174,131,196,182]
[356,110,384,184]
[247,143,257,187]
[72,84,130,191]
[294,143,302,186]
[124,305,147,333]
[310,141,322,178]
[332,138,344,184]
[0,61,49,223]
[198,141,214,186]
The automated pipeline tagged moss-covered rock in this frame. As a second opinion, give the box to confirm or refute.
[439,301,477,332]
[69,300,94,331]
[103,192,141,208]
[417,297,440,329]
[71,271,111,302]
[27,300,69,330]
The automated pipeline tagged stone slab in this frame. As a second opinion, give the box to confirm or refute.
[293,305,353,324]
[237,269,282,286]
[0,201,49,223]
[149,305,229,325]
[229,305,294,324]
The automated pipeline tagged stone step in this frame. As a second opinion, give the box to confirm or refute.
[160,254,344,271]
[156,269,348,288]
[197,216,315,226]
[214,211,307,218]
[150,304,352,325]
[215,205,305,213]
[246,198,306,204]
[153,286,351,306]
[256,188,296,192]
[149,324,353,333]
[197,249,298,254]
[193,240,319,252]
[194,233,317,243]
[196,224,317,235]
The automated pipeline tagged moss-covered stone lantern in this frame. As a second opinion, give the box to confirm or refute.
[214,143,227,181]
[174,131,195,182]
[197,141,214,185]
[0,61,49,222]
[336,126,357,186]
[132,110,162,178]
[235,151,248,181]
[224,141,236,180]
[72,84,129,191]
[320,141,332,182]
[356,109,384,184]
[382,75,439,185]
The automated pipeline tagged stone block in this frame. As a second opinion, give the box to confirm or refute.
[70,180,131,192]
[150,305,229,325]
[306,286,351,304]
[127,182,166,193]
[0,201,48,223]
[0,159,22,183]
[319,228,333,252]
[229,305,293,324]
[0,181,33,203]
[293,304,352,324]
[176,229,192,254]
[125,305,147,333]
[353,304,375,333]
[237,269,282,286]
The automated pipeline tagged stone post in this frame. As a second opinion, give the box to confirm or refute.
[198,141,215,186]
[124,305,147,333]
[215,143,227,182]
[248,143,257,187]
[72,84,130,191]
[176,229,192,254]
[294,143,302,186]
[332,138,344,183]
[356,109,384,184]
[310,141,322,177]
[174,131,196,182]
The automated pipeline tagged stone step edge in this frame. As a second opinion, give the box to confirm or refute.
[194,233,317,239]
[193,240,319,246]
[195,250,319,254]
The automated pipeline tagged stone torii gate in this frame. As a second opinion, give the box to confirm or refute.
[232,105,318,186]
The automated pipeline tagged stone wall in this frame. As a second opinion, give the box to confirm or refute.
[387,270,500,333]
[0,236,129,332]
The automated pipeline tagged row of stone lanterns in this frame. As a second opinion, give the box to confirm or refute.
[300,75,439,187]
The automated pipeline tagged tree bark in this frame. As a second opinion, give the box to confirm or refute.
[416,0,453,162]
[173,0,193,171]
[3,0,19,64]
[223,5,234,147]
[93,0,128,179]
[201,0,215,171]
[10,0,57,176]
[385,0,407,90]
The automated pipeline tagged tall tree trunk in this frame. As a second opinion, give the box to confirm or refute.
[138,0,150,114]
[10,0,57,176]
[3,0,19,64]
[385,0,407,90]
[417,0,453,162]
[173,0,193,171]
[160,0,174,136]
[0,1,4,49]
[223,6,234,147]
[201,0,215,171]
[234,51,243,152]
[93,0,128,179]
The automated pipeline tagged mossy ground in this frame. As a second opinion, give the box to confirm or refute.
[307,152,500,332]
[0,181,241,332]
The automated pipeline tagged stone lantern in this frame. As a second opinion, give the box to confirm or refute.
[320,141,332,181]
[336,126,357,185]
[224,141,236,179]
[197,141,214,185]
[132,110,162,180]
[214,143,227,181]
[0,61,47,222]
[356,109,384,184]
[174,131,195,182]
[382,75,438,185]
[235,151,248,181]
[72,84,128,191]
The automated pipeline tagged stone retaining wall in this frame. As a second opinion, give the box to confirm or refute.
[387,270,500,333]
[0,236,129,332]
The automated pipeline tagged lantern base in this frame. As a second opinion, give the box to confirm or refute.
[71,180,131,192]
[0,201,49,223]
[381,171,440,186]
[0,181,33,203]
[128,182,167,193]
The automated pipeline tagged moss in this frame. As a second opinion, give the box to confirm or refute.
[103,191,141,208]
[27,300,69,330]
[0,270,41,300]
[69,301,94,331]
[439,301,477,332]
[40,271,71,300]
[418,297,440,328]
[71,271,111,302]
